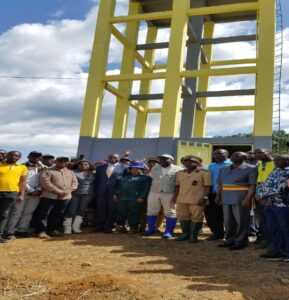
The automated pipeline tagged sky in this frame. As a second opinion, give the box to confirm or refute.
[0,0,288,158]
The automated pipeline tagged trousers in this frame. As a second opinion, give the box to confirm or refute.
[223,203,250,246]
[0,192,18,236]
[5,195,40,234]
[176,203,204,223]
[147,192,176,218]
[95,190,116,231]
[255,202,268,240]
[35,198,70,233]
[116,200,143,228]
[65,194,91,218]
[204,193,224,237]
[265,205,289,257]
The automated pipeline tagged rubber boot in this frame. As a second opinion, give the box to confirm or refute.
[72,216,83,233]
[176,220,191,241]
[143,216,157,236]
[189,222,203,243]
[162,217,177,239]
[63,218,73,235]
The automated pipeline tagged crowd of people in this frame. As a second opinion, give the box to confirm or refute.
[0,148,289,262]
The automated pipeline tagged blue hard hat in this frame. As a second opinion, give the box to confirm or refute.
[129,161,146,169]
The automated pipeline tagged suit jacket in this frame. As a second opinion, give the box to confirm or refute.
[94,163,120,196]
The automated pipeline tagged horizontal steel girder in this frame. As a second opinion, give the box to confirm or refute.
[129,89,256,100]
[135,34,257,50]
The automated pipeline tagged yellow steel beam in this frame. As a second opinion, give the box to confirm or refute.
[104,82,125,98]
[80,0,116,138]
[187,2,259,17]
[254,0,275,137]
[134,26,158,138]
[193,21,214,138]
[130,101,145,112]
[153,63,167,71]
[104,71,166,82]
[112,1,141,138]
[104,66,256,82]
[148,108,162,113]
[210,59,257,66]
[104,82,145,112]
[135,52,152,70]
[206,106,255,112]
[111,25,152,70]
[159,0,189,137]
[148,106,257,113]
[110,10,172,23]
[111,25,130,46]
[110,3,258,23]
[182,66,257,78]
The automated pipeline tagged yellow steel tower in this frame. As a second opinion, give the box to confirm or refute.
[78,0,275,160]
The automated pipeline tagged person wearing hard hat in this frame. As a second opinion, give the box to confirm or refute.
[175,155,211,243]
[144,154,182,239]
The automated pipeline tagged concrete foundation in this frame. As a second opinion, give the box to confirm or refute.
[78,136,272,161]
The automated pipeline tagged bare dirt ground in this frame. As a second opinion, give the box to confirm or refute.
[1,229,289,300]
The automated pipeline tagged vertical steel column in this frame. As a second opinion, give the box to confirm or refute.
[134,26,157,138]
[254,0,275,139]
[112,1,141,138]
[193,21,214,137]
[180,0,205,139]
[159,0,189,137]
[79,0,116,138]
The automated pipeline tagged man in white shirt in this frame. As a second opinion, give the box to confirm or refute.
[144,154,181,239]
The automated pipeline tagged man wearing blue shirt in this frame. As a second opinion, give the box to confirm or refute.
[205,149,231,240]
[218,152,257,250]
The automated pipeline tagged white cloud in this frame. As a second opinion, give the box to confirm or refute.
[0,2,288,159]
[0,6,99,157]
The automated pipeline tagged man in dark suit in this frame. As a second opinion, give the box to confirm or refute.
[94,154,120,233]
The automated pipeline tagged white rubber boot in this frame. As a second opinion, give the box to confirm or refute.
[63,218,72,235]
[72,216,83,233]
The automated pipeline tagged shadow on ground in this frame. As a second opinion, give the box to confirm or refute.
[43,230,289,300]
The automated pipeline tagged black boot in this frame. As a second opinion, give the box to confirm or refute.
[176,220,191,241]
[189,222,203,243]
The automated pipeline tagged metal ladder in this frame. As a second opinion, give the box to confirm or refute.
[273,0,284,133]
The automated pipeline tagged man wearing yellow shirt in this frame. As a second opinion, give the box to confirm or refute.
[255,149,275,184]
[0,151,27,243]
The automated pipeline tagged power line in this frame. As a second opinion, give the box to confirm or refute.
[0,74,87,80]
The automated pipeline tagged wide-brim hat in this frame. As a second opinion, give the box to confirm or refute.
[159,154,174,161]
[182,155,202,164]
